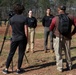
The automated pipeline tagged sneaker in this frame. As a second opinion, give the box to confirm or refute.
[69,66,72,70]
[16,69,25,74]
[57,68,63,72]
[2,69,9,74]
[66,63,72,70]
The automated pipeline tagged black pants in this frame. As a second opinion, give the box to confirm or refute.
[6,39,27,69]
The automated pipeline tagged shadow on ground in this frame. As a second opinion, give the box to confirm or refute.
[70,46,76,50]
[24,62,56,72]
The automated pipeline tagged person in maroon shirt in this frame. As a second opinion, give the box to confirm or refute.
[50,6,76,72]
[74,17,76,25]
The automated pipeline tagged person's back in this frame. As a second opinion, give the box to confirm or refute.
[50,5,76,72]
[53,14,73,39]
[3,3,28,74]
[10,14,26,41]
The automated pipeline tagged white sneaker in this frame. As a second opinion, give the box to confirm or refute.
[57,68,63,72]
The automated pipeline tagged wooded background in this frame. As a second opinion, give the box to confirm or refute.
[0,0,76,21]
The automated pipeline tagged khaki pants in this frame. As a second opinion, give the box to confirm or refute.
[26,27,35,51]
[53,36,72,70]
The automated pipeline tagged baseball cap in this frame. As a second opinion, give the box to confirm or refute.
[59,6,66,11]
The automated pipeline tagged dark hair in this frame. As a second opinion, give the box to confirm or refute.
[46,7,51,11]
[28,10,33,13]
[13,3,25,14]
[58,6,66,11]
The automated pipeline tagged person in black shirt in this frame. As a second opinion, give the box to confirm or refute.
[42,8,54,53]
[26,10,37,53]
[3,4,28,74]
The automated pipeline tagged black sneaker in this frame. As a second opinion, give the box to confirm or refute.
[2,69,9,74]
[16,69,25,74]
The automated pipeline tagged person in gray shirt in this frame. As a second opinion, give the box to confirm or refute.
[2,4,28,74]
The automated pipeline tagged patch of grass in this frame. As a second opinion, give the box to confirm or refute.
[37,22,42,25]
[0,35,11,42]
[35,33,44,39]
[0,35,11,38]
[71,36,76,43]
[0,35,3,38]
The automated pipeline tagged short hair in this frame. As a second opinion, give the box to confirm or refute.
[46,7,51,11]
[28,10,33,13]
[13,3,25,14]
[58,6,66,11]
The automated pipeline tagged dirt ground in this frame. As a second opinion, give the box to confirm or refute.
[0,25,76,75]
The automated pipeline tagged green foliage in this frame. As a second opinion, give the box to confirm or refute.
[0,0,51,9]
[0,0,76,7]
[39,0,51,9]
[0,0,76,19]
